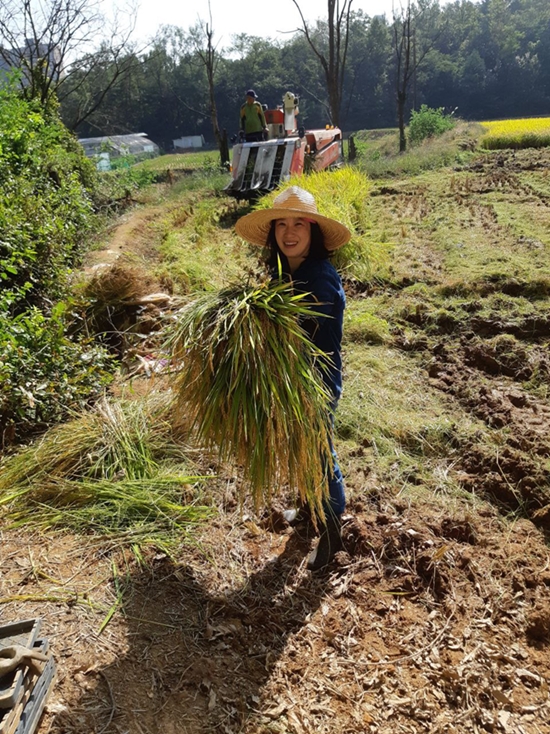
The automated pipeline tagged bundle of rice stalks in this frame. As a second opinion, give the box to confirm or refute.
[0,392,210,548]
[74,262,158,352]
[3,477,209,546]
[82,262,154,306]
[167,278,333,517]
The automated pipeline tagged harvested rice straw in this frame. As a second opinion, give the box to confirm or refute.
[0,392,210,547]
[0,392,180,495]
[167,278,334,516]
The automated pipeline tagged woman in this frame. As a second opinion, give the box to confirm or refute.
[235,186,351,571]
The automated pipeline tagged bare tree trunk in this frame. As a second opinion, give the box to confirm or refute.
[204,25,222,148]
[397,91,407,153]
[220,130,230,169]
[392,0,441,154]
[292,0,353,128]
[348,133,357,162]
[394,1,412,153]
[193,4,228,168]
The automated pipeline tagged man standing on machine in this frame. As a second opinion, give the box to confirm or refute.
[240,89,268,142]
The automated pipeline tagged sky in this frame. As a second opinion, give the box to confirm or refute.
[130,0,406,46]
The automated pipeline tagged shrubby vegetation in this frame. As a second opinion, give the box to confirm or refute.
[408,105,455,146]
[0,84,113,442]
[0,85,96,306]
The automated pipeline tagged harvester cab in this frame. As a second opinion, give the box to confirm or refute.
[225,91,343,199]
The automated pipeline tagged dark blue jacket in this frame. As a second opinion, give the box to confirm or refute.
[291,258,345,401]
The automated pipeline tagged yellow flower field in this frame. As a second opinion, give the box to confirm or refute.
[480,116,550,149]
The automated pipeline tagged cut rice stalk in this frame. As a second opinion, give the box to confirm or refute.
[0,392,180,493]
[166,277,334,517]
[3,476,211,535]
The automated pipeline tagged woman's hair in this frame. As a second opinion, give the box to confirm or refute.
[265,220,331,271]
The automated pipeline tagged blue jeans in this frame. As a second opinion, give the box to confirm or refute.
[325,402,345,517]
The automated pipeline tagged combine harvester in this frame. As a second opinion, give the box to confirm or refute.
[225,92,343,199]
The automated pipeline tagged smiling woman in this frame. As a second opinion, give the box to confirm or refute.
[235,185,351,571]
[274,218,312,270]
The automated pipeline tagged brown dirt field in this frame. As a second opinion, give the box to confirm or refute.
[1,498,549,733]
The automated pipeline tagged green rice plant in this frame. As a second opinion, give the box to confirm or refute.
[166,277,334,517]
[256,168,380,283]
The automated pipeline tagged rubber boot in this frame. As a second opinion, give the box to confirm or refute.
[306,513,343,572]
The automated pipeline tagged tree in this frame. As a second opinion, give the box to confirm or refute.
[0,0,137,128]
[392,0,440,152]
[188,4,229,167]
[291,0,354,127]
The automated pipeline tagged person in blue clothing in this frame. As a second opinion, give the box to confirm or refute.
[235,186,351,571]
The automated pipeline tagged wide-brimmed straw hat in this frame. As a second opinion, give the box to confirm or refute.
[235,186,351,251]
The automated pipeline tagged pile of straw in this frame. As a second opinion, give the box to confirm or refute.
[0,393,210,545]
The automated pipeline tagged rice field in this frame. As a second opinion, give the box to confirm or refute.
[135,150,218,171]
[480,116,550,149]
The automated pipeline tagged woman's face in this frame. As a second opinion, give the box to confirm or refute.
[274,217,312,262]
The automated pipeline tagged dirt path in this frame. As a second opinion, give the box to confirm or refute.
[83,204,168,273]
[1,497,549,733]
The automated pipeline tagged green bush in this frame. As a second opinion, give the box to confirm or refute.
[408,105,455,146]
[0,84,97,308]
[0,298,113,440]
[0,84,115,442]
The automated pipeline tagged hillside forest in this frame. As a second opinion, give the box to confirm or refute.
[58,0,550,149]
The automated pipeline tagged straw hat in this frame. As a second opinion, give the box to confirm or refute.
[235,186,351,251]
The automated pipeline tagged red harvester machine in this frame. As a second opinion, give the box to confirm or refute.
[225,91,343,199]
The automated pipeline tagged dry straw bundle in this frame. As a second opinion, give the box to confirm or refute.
[0,393,210,546]
[168,277,334,516]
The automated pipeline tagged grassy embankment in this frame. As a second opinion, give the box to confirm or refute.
[1,121,549,555]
